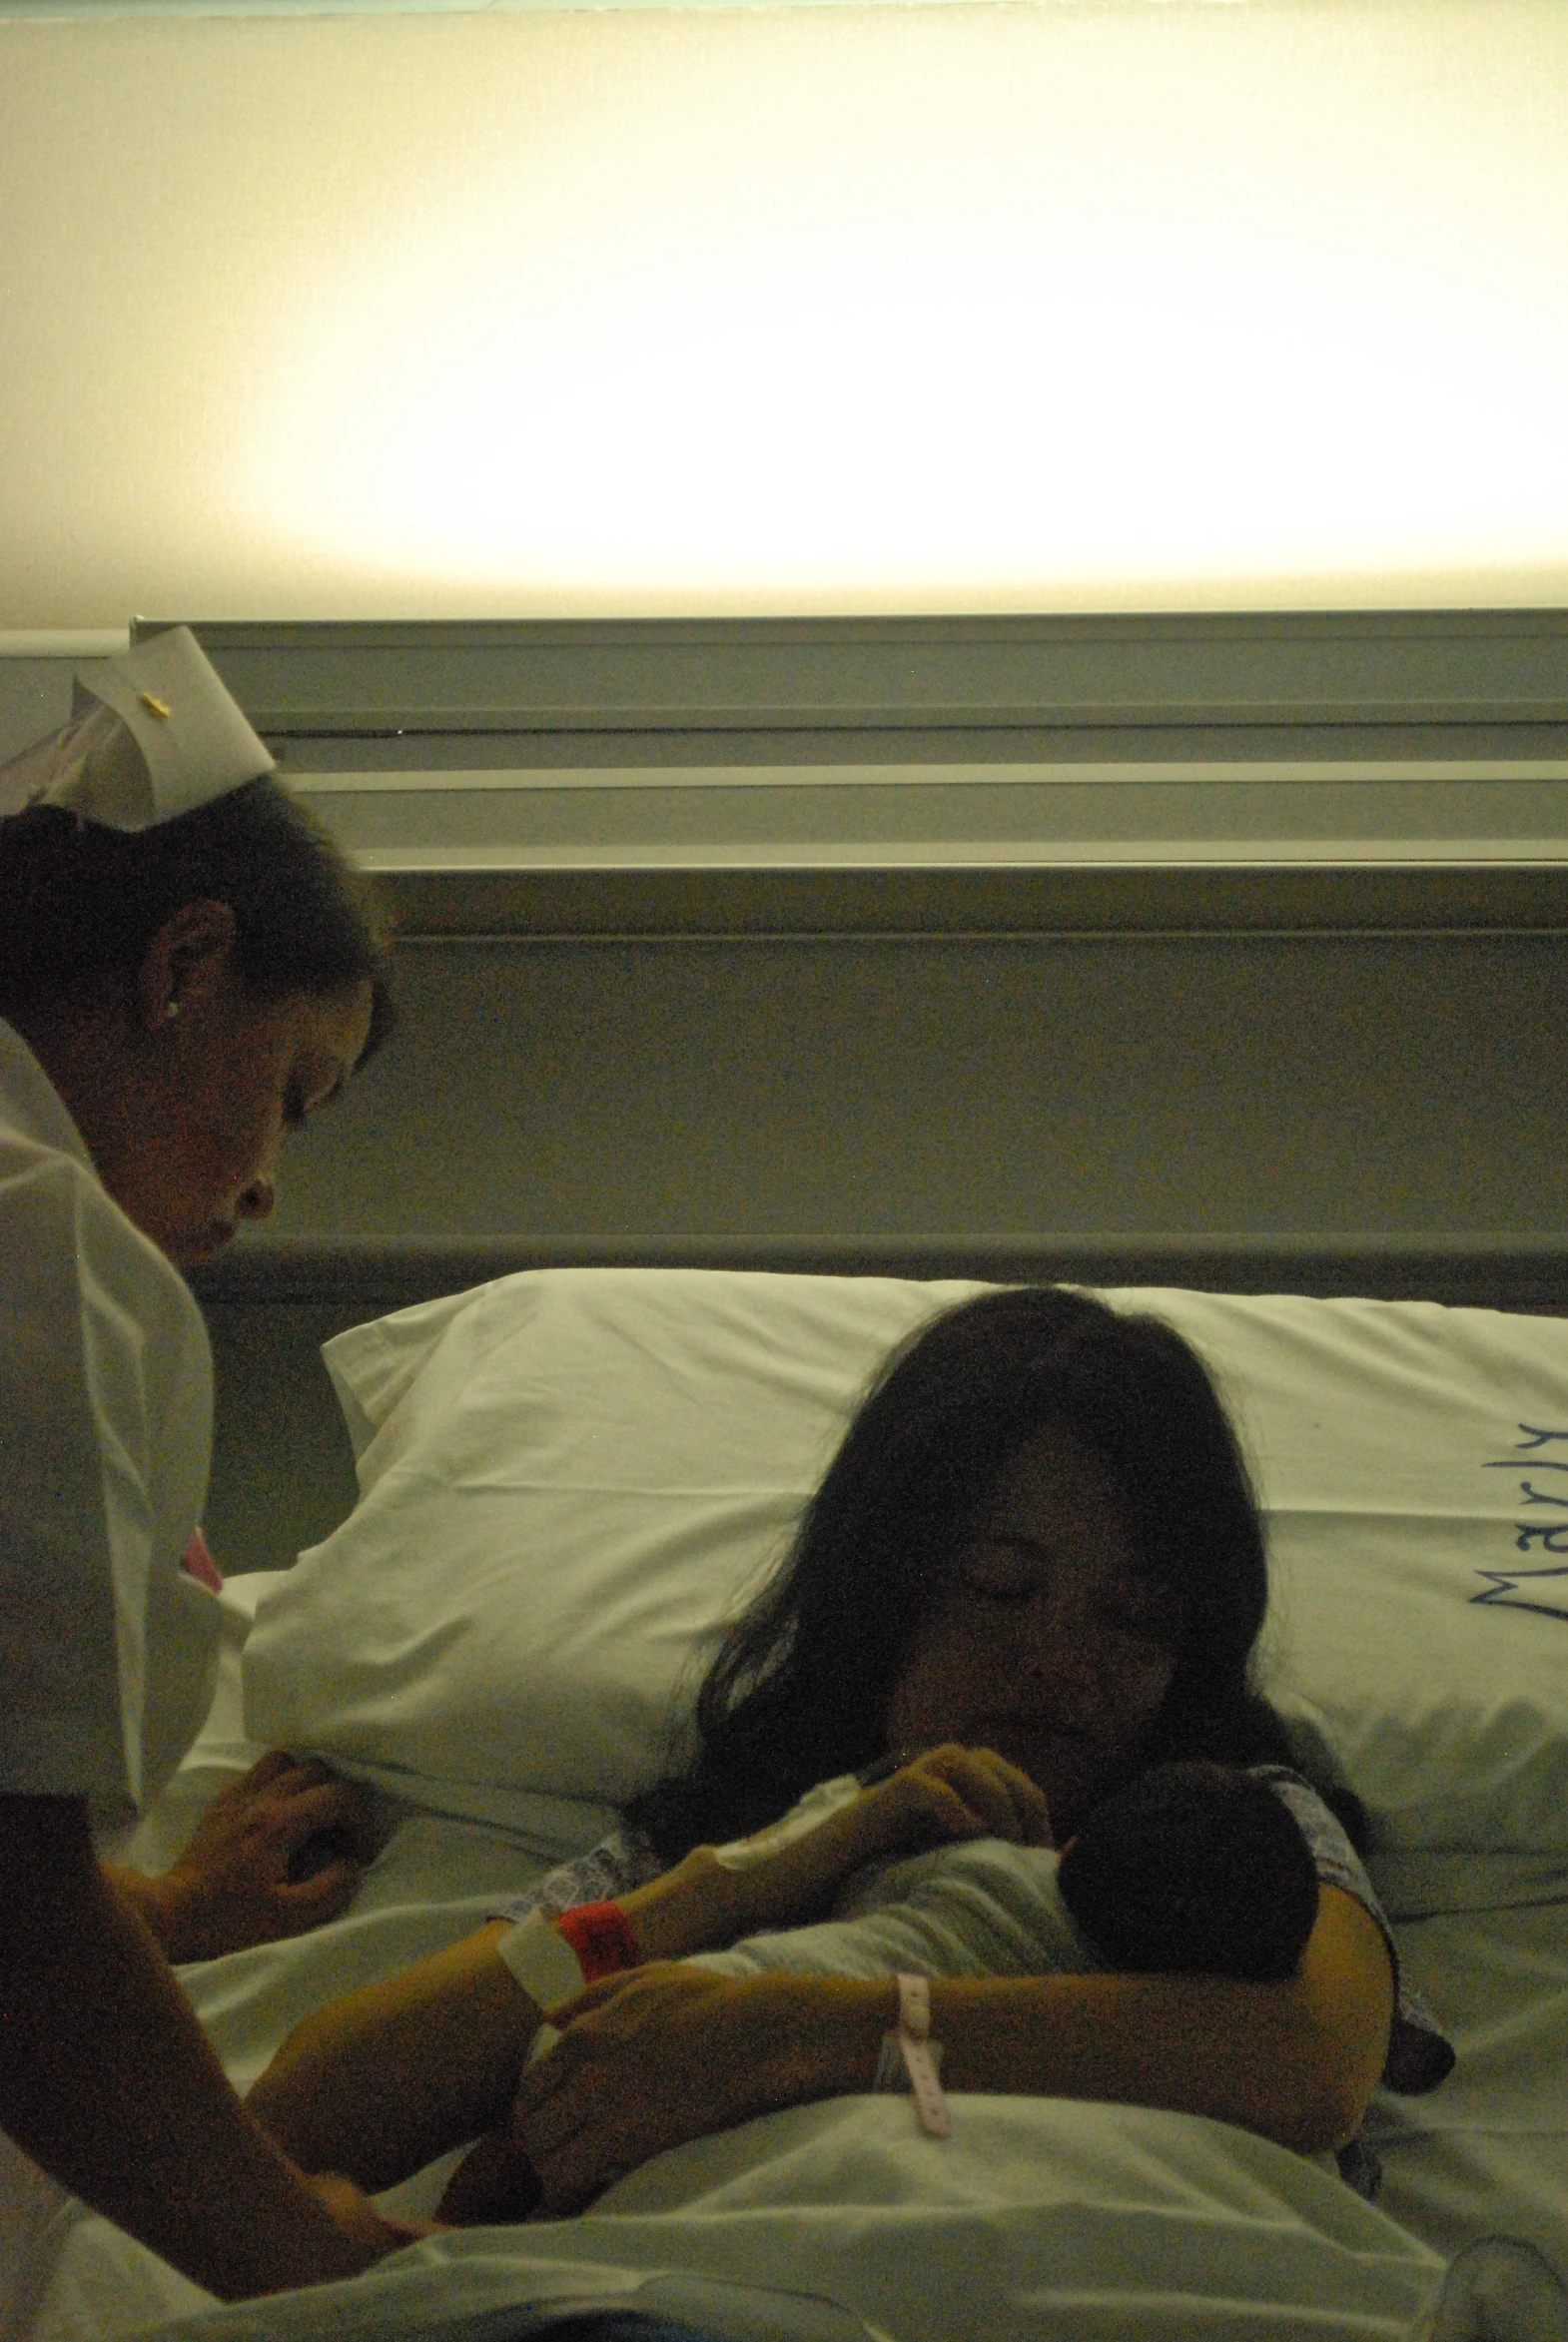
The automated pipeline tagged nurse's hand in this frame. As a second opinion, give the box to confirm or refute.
[433,2128,542,2224]
[301,2170,433,2270]
[108,1754,382,1961]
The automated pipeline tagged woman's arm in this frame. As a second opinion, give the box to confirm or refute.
[247,1918,535,2189]
[931,1885,1393,2148]
[243,1877,759,2191]
[511,1885,1394,2212]
[246,1846,900,2188]
[245,1881,778,2191]
[250,1746,1048,2189]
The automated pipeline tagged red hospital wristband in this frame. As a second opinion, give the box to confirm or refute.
[554,1900,643,1982]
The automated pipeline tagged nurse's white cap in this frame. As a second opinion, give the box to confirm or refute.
[0,626,274,831]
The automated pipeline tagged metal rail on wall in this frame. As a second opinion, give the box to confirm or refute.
[128,611,1568,936]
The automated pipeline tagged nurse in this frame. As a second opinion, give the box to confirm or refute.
[0,630,412,2298]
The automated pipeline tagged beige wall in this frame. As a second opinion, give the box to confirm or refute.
[6,0,1566,1566]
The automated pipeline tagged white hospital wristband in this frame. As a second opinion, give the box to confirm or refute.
[494,1907,588,2012]
[709,1773,865,1870]
[873,1973,951,2139]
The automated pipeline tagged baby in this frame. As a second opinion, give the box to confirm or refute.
[689,1756,1320,1989]
[440,1755,1319,2221]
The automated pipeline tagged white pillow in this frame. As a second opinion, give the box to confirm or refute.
[241,1270,1568,1886]
[1120,1289,1568,1899]
[243,1271,988,1831]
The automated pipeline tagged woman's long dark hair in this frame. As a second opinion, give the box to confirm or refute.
[630,1286,1365,1859]
[0,778,393,1053]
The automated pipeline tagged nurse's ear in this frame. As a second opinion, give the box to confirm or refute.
[133,900,239,1033]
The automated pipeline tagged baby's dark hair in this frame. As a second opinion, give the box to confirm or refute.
[1056,1760,1319,1982]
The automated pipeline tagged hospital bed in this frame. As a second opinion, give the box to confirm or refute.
[23,1244,1568,2342]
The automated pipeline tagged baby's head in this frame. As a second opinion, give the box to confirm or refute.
[1056,1759,1318,1981]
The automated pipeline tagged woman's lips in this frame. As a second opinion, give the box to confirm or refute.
[984,1717,1089,1750]
[974,1720,1077,1774]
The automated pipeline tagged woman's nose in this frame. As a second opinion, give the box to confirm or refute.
[236,1172,276,1222]
[1012,1593,1108,1713]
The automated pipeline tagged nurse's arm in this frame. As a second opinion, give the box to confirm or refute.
[0,1793,410,2300]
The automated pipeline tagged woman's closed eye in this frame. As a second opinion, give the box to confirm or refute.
[958,1542,1176,1645]
[957,1539,1048,1602]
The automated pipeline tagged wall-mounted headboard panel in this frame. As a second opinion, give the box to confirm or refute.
[191,1233,1568,1574]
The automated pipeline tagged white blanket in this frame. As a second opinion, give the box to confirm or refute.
[130,2095,1449,2342]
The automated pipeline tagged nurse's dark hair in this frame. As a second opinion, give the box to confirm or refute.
[630,1286,1366,1860]
[0,779,393,1059]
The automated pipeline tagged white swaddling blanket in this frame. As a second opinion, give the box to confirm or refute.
[687,1837,1088,1982]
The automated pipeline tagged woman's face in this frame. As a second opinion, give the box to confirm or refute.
[99,965,374,1267]
[883,1425,1180,1841]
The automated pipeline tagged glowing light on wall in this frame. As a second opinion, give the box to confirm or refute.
[3,3,1567,622]
[242,4,1568,611]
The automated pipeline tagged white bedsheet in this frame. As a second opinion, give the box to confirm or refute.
[6,1816,1450,2342]
[1371,1899,1568,2279]
[5,1779,1457,2342]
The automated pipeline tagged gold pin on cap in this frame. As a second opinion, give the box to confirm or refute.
[1,627,276,830]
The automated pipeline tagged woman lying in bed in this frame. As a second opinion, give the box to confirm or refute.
[248,1287,1451,2212]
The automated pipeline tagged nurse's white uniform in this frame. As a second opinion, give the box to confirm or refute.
[0,1014,220,1823]
[0,627,277,2340]
[0,1017,225,2341]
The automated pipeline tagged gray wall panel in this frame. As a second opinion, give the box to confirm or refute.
[264,933,1566,1243]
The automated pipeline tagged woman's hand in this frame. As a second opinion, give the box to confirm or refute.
[622,1744,1052,1964]
[853,1743,1054,1863]
[510,1964,890,2213]
[108,1753,382,1962]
